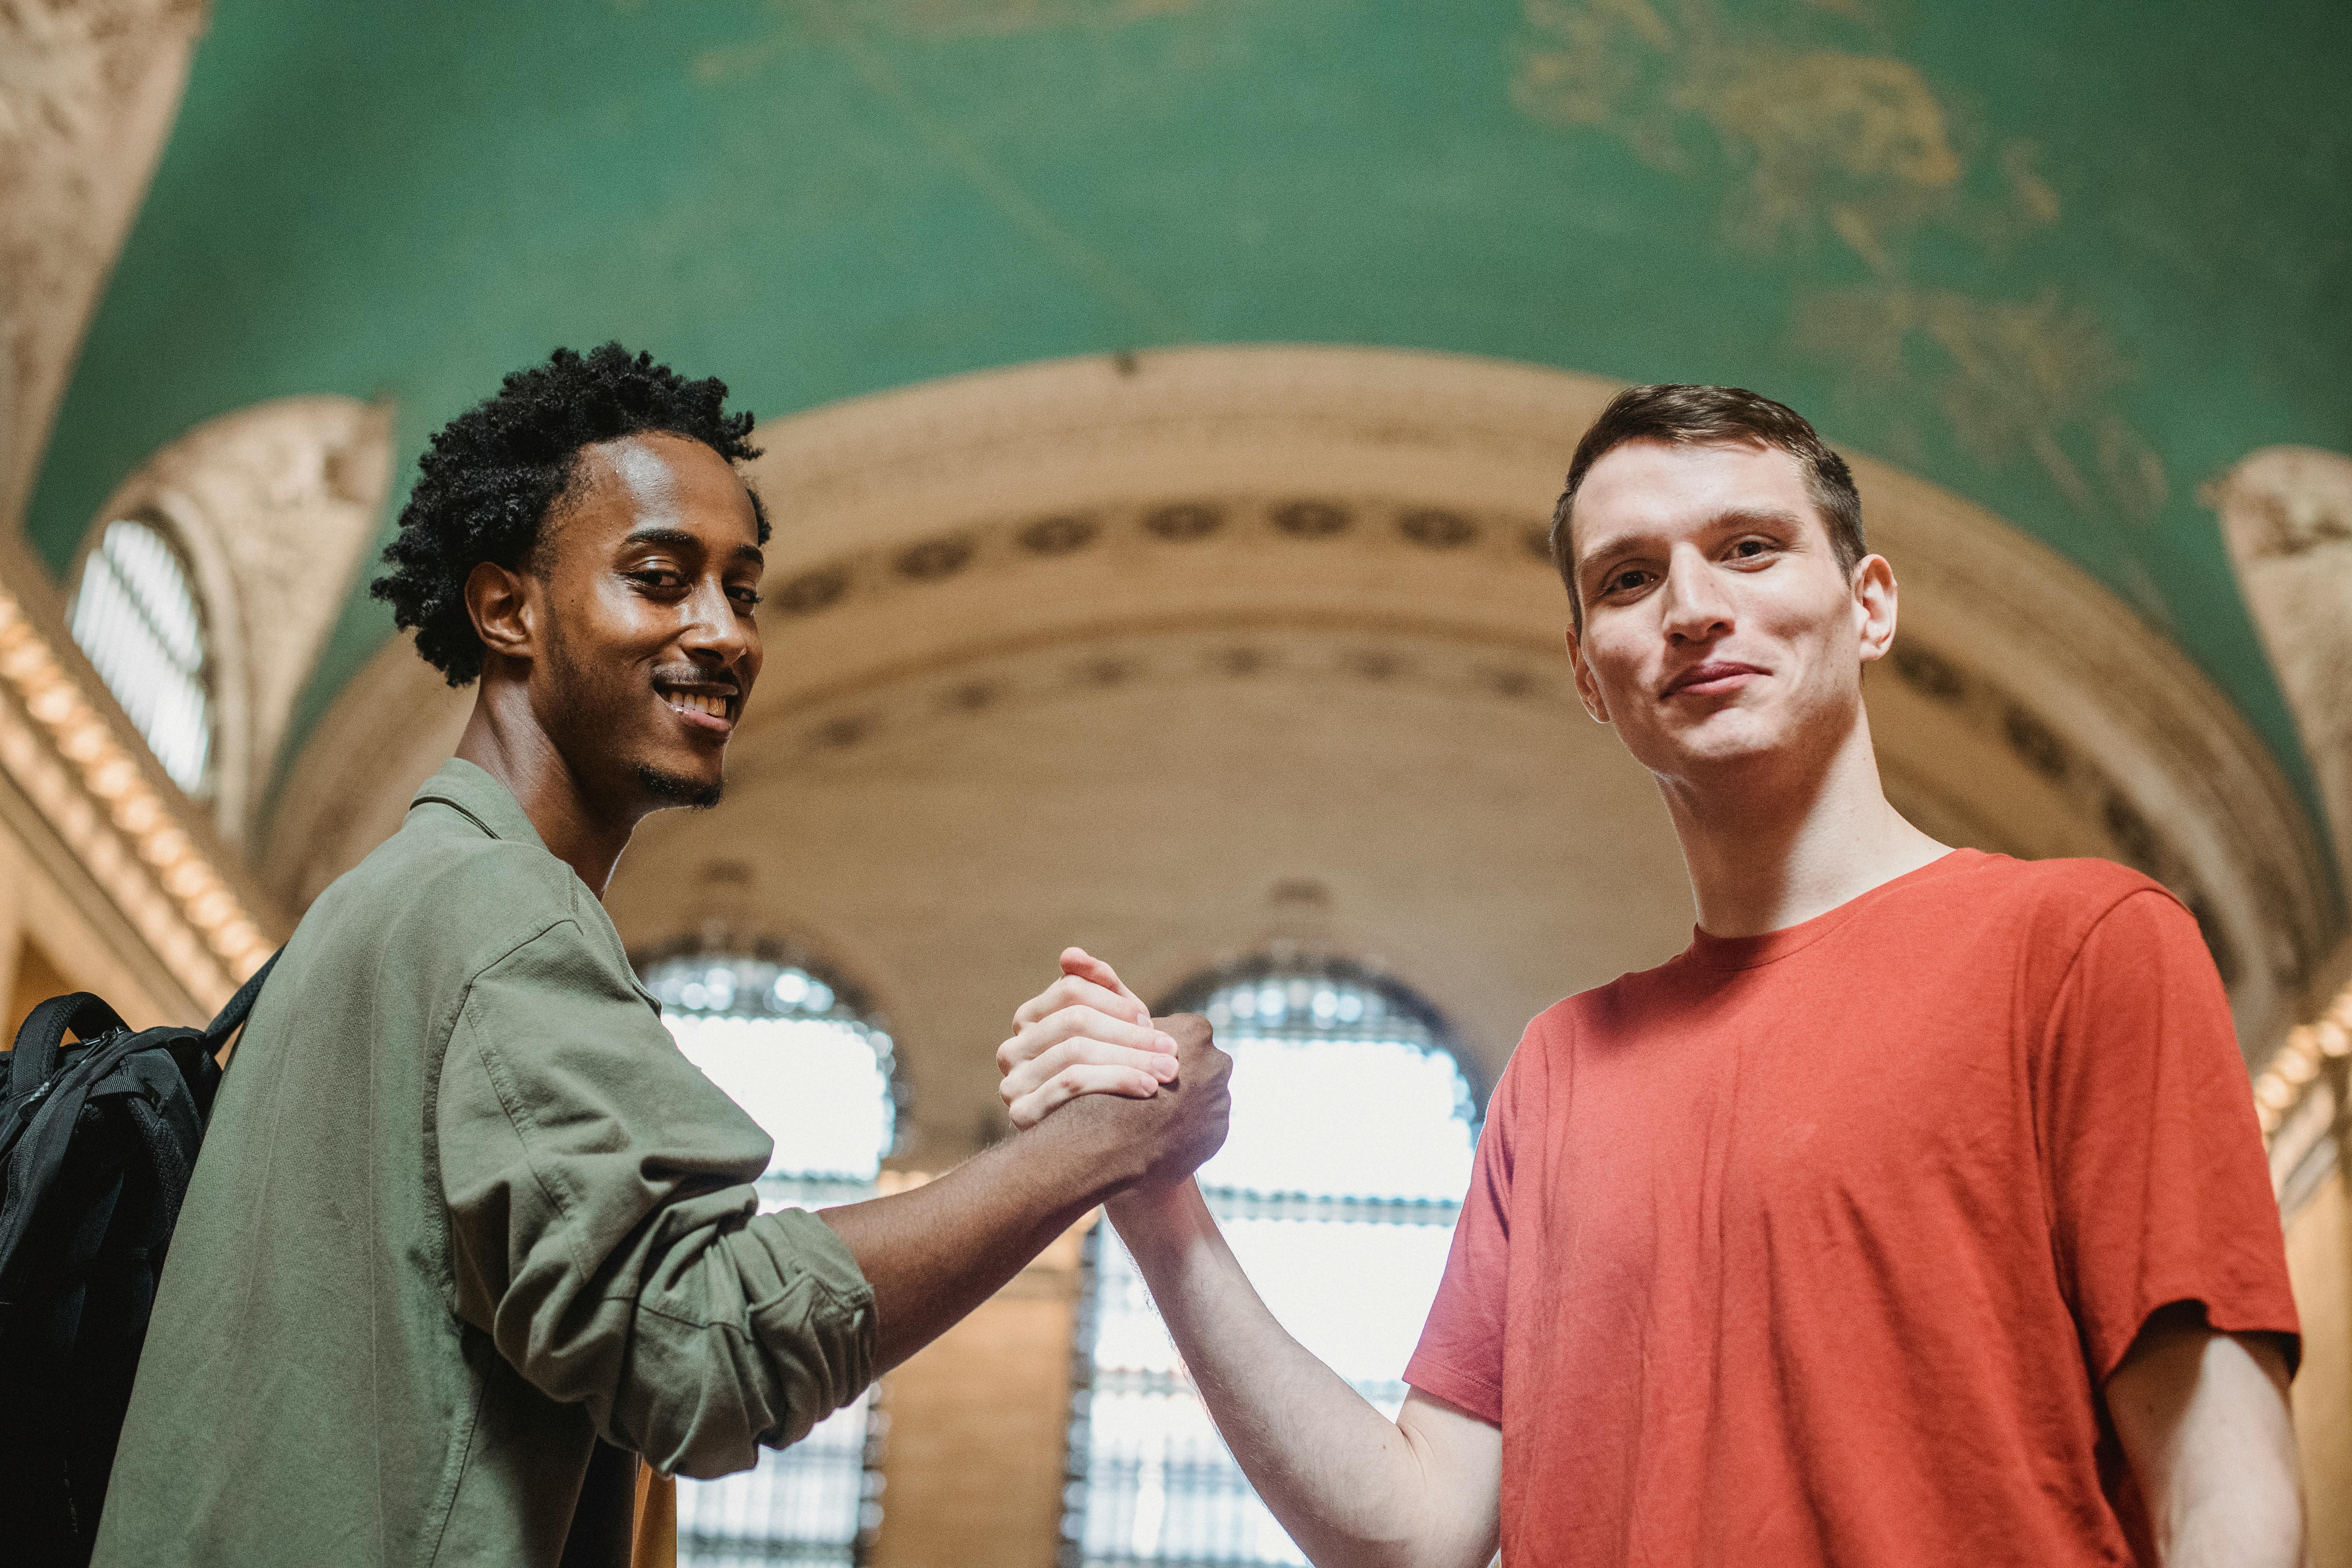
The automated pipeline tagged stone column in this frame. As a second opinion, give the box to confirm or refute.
[867,1215,1088,1568]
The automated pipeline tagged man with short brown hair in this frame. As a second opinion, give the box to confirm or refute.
[999,384,2305,1565]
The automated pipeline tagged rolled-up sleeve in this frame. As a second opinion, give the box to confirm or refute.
[436,918,877,1477]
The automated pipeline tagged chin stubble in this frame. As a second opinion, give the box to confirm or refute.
[635,763,723,811]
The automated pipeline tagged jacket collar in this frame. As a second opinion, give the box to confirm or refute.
[409,757,550,853]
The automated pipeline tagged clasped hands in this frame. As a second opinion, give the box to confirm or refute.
[997,947,1231,1203]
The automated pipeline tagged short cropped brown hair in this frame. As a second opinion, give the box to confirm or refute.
[1548,384,1864,632]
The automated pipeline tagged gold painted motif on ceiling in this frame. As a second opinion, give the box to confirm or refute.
[1514,0,2168,551]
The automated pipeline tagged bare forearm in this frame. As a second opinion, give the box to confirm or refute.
[819,1112,1132,1372]
[1110,1182,1497,1568]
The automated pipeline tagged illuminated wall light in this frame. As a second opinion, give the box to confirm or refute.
[0,640,51,680]
[89,757,138,798]
[163,861,211,899]
[59,721,108,763]
[0,586,256,1011]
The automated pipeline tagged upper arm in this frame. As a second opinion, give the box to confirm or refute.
[435,920,878,1472]
[436,918,774,1324]
[2106,1307,2301,1562]
[2037,889,2299,1383]
[1395,1388,1503,1568]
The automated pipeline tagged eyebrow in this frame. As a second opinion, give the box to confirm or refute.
[622,524,764,568]
[1579,505,1811,582]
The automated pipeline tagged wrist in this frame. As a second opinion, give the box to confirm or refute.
[1105,1177,1207,1259]
[1024,1094,1154,1204]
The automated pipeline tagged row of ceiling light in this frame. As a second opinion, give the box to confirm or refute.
[0,583,272,1010]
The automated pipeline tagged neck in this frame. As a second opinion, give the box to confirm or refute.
[1656,704,1948,939]
[453,677,637,898]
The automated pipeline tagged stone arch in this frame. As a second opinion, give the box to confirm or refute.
[2208,445,2352,895]
[269,347,2336,1158]
[73,394,395,846]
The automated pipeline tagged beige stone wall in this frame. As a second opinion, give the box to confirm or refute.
[2291,1170,2352,1567]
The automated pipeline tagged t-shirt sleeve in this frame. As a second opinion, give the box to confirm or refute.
[2038,887,2300,1383]
[437,918,877,1477]
[1403,1024,1531,1426]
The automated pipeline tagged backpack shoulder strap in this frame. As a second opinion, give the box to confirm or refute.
[9,993,127,1101]
[202,950,281,1057]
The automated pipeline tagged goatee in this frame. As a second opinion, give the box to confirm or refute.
[636,764,722,810]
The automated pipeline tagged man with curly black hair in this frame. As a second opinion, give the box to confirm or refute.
[98,345,1231,1568]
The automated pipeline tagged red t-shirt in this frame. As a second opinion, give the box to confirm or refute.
[1405,850,2298,1566]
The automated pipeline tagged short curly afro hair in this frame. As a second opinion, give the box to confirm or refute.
[371,342,769,685]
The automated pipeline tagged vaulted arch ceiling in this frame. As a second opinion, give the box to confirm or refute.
[265,348,2333,1165]
[16,0,2350,852]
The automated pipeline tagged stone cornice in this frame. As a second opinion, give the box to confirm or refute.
[0,570,279,1011]
[0,0,211,536]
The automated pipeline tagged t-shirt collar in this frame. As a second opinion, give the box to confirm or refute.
[1682,848,1976,971]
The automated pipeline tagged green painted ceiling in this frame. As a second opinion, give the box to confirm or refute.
[27,0,2352,812]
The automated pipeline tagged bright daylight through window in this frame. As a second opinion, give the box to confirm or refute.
[68,518,212,793]
[639,949,902,1568]
[1063,960,1481,1567]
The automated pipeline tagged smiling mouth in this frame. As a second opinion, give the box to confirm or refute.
[657,685,739,728]
[1663,662,1767,698]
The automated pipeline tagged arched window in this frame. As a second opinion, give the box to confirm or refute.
[639,947,904,1568]
[67,518,213,794]
[1061,959,1481,1567]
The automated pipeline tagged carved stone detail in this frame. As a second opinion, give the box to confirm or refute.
[2209,446,2352,893]
[259,629,470,911]
[269,347,2335,1059]
[0,0,211,533]
[86,396,396,844]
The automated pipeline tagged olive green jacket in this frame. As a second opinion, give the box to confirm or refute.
[95,759,876,1567]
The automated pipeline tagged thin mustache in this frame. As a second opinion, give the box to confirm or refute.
[652,667,740,695]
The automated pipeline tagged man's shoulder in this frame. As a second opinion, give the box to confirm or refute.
[1922,849,2182,940]
[298,799,589,971]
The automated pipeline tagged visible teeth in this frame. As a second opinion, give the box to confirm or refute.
[666,691,728,719]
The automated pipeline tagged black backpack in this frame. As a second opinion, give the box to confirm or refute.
[0,956,276,1567]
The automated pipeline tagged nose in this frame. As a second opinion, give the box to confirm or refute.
[678,576,755,670]
[1657,543,1733,645]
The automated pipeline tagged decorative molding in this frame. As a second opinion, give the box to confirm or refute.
[738,504,2221,946]
[2259,969,2352,1217]
[258,629,471,911]
[0,0,211,534]
[2208,445,2352,895]
[79,396,397,845]
[272,347,2335,1062]
[0,578,277,1007]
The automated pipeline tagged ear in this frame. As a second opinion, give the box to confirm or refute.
[1566,624,1611,724]
[1852,553,1898,663]
[464,560,539,666]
